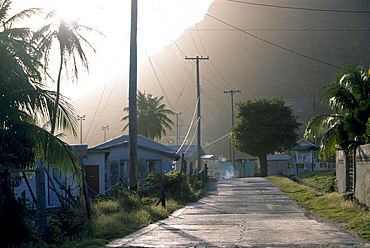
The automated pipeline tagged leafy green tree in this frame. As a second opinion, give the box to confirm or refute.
[34,11,100,134]
[0,0,79,170]
[233,97,300,176]
[122,91,174,140]
[305,65,370,160]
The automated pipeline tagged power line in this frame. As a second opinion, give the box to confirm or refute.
[146,50,174,110]
[86,76,121,144]
[227,0,370,13]
[83,75,111,144]
[206,14,342,70]
[192,23,235,90]
[186,28,370,32]
[203,133,232,148]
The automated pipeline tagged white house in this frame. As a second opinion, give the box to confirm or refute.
[83,135,179,195]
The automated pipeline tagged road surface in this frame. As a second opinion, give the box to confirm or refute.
[107,178,368,247]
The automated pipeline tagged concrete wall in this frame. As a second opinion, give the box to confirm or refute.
[355,145,370,207]
[337,144,370,207]
[335,150,347,193]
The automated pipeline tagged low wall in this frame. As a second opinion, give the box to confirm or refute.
[355,145,370,207]
[336,144,370,207]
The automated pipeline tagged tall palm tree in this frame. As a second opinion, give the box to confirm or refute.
[33,11,99,134]
[305,65,370,160]
[122,91,174,140]
[0,0,79,171]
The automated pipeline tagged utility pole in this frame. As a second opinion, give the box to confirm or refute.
[224,90,241,174]
[175,112,182,145]
[185,56,209,171]
[102,125,109,142]
[77,114,86,145]
[129,0,138,191]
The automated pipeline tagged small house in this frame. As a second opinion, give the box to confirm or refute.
[83,135,179,194]
[291,139,320,173]
[267,154,295,176]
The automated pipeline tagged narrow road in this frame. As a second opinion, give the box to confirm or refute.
[107,178,368,247]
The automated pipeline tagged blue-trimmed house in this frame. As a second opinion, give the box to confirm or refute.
[83,135,179,194]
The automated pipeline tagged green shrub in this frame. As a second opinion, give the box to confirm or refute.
[119,194,142,211]
[47,207,86,241]
[95,200,120,215]
[193,180,203,191]
[0,194,41,246]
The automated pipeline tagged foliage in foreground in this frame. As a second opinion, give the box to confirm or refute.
[2,171,202,248]
[304,64,370,160]
[268,175,370,241]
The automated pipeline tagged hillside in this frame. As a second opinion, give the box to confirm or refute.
[67,0,370,159]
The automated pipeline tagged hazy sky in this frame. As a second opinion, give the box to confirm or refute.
[11,0,215,99]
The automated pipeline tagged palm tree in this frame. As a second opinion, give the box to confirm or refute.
[122,91,174,140]
[33,11,100,134]
[305,65,370,160]
[0,0,79,171]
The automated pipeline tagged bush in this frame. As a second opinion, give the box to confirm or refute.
[95,200,120,215]
[0,194,41,247]
[47,207,87,242]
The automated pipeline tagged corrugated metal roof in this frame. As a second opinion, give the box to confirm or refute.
[89,135,177,155]
[291,145,319,151]
[267,155,292,161]
[201,154,218,160]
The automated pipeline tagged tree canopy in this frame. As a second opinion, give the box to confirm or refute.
[0,0,79,171]
[305,64,370,159]
[122,91,174,140]
[33,10,100,134]
[233,97,300,176]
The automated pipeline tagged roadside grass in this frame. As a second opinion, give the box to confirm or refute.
[61,195,193,248]
[60,172,204,248]
[293,170,336,192]
[268,175,370,241]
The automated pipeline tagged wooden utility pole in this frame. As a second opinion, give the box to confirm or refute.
[185,56,209,171]
[129,0,138,191]
[224,90,241,174]
[175,112,182,145]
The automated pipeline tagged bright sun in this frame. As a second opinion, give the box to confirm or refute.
[11,0,214,99]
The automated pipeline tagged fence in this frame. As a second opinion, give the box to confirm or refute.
[0,160,80,233]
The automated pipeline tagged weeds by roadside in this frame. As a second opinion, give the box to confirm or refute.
[5,171,205,248]
[268,174,370,241]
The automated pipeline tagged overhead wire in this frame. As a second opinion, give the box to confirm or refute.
[145,49,174,110]
[86,75,122,144]
[83,81,109,144]
[184,120,199,154]
[192,20,237,127]
[187,28,370,32]
[175,97,199,155]
[227,0,370,13]
[206,14,343,70]
[203,132,232,148]
[194,23,234,90]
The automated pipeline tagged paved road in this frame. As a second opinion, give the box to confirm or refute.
[107,178,368,247]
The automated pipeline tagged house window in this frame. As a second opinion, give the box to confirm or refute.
[147,160,161,173]
[120,160,129,179]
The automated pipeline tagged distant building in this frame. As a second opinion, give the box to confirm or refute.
[267,154,295,176]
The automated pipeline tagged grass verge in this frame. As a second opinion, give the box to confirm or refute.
[268,175,370,241]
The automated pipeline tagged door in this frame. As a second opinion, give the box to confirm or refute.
[85,165,99,195]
